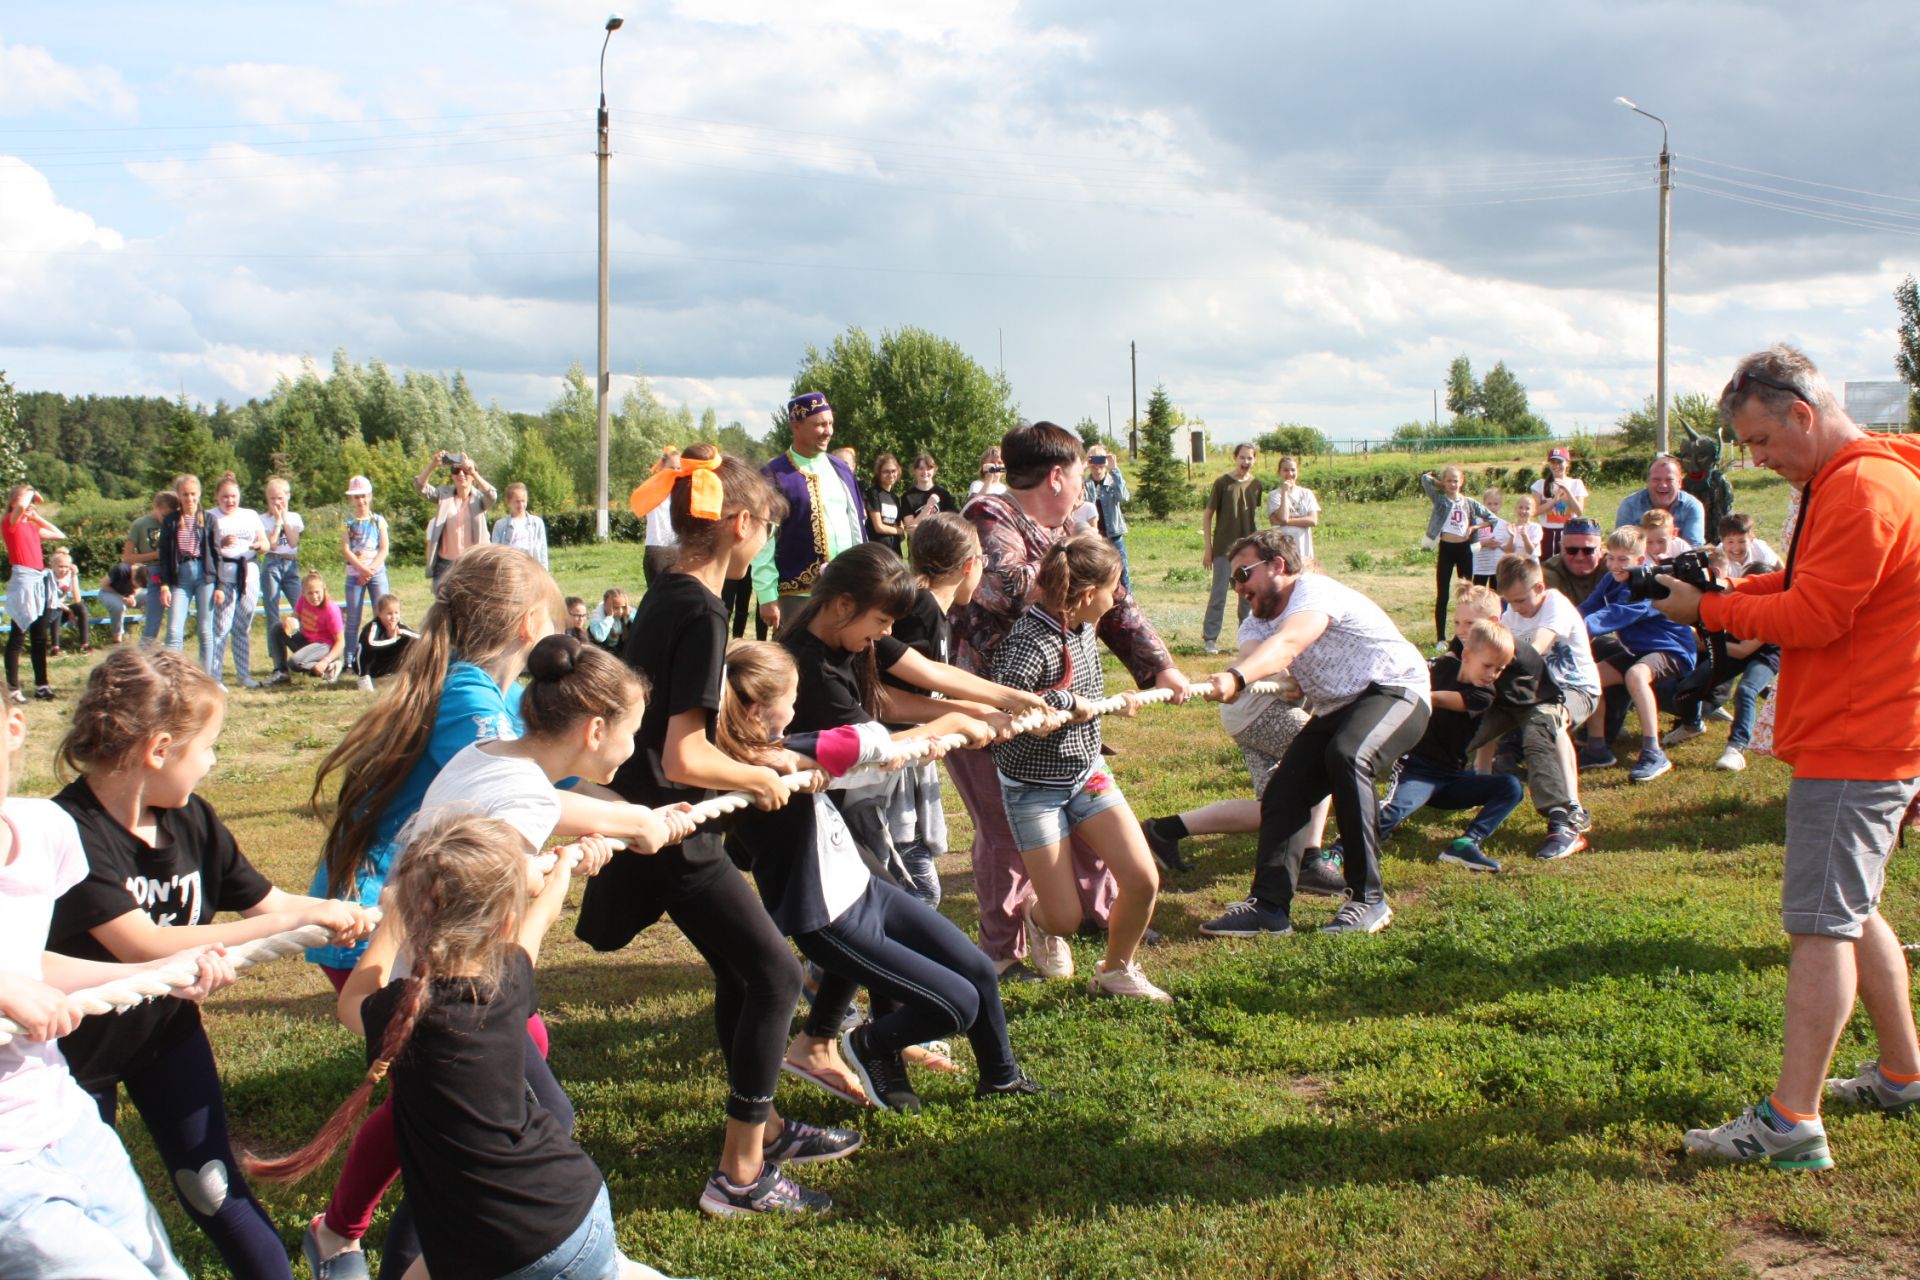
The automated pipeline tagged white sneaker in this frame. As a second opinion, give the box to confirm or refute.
[1715,746,1747,772]
[324,660,343,684]
[1682,1099,1832,1170]
[1825,1060,1920,1114]
[1707,706,1734,723]
[1022,899,1074,980]
[1087,959,1172,1003]
[1661,722,1706,748]
[357,674,375,692]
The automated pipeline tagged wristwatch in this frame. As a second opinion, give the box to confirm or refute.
[1225,666,1247,693]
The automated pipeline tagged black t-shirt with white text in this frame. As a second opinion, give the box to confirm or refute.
[864,485,903,555]
[48,780,272,1090]
[900,485,958,522]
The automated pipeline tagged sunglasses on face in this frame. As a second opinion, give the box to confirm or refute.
[1230,559,1270,585]
[1562,544,1599,557]
[1725,368,1814,408]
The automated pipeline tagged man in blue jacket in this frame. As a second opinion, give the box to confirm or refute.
[1576,524,1697,781]
[1614,454,1707,546]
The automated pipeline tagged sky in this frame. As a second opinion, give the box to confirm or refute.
[4,1,1918,444]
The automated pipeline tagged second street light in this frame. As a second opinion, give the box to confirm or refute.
[1616,95,1671,455]
[595,13,624,542]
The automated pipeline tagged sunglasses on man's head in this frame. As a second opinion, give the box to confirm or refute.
[1725,367,1814,407]
[1230,559,1271,585]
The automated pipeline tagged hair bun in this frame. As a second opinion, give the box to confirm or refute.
[528,633,581,681]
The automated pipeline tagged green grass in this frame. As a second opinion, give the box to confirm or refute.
[21,464,1920,1280]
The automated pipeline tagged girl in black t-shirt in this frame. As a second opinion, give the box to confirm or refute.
[575,444,860,1219]
[718,642,1041,1115]
[247,812,684,1280]
[46,647,379,1280]
[352,592,418,685]
[864,452,904,554]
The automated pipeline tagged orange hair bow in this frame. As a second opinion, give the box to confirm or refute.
[630,454,723,521]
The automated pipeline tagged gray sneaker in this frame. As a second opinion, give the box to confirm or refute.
[1682,1099,1833,1170]
[1297,848,1349,898]
[1826,1060,1920,1115]
[1320,899,1392,934]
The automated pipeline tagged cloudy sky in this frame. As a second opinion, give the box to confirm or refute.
[4,1,1917,443]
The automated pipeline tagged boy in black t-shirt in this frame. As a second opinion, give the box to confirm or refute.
[1371,619,1524,872]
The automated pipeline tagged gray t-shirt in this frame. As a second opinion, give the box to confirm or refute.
[1273,574,1429,714]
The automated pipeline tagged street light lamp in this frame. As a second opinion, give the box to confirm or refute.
[1615,95,1672,455]
[595,14,624,542]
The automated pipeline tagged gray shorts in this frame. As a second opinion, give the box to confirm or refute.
[1781,776,1919,938]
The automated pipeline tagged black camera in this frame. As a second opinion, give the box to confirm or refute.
[1624,548,1722,601]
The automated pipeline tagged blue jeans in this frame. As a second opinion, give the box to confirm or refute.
[0,1088,187,1279]
[343,569,388,669]
[1378,757,1525,845]
[1203,555,1250,647]
[258,556,302,674]
[209,561,256,684]
[1727,661,1776,750]
[141,577,165,642]
[164,559,214,670]
[999,766,1128,852]
[493,1185,629,1280]
[1109,534,1131,593]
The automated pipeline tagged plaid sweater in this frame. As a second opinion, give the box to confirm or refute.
[990,605,1104,784]
[952,492,1171,686]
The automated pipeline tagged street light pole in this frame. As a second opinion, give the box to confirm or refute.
[1616,96,1671,455]
[595,14,624,542]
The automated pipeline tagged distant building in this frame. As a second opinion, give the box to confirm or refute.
[1844,381,1911,428]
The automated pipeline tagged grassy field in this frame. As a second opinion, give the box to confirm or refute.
[20,462,1920,1280]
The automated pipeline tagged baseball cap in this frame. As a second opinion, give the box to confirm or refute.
[1547,447,1570,462]
[345,475,372,497]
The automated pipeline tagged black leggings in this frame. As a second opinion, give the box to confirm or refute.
[1252,685,1430,912]
[1434,539,1475,641]
[668,867,805,1124]
[89,1025,294,1280]
[5,611,48,691]
[721,575,763,640]
[798,880,1018,1087]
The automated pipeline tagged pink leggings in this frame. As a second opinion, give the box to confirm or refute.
[319,965,551,1239]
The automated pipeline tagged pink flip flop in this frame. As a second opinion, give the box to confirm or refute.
[781,1057,871,1106]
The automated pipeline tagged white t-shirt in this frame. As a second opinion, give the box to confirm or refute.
[1723,536,1782,579]
[1505,520,1543,562]
[644,505,678,550]
[1502,587,1601,698]
[419,744,563,855]
[0,799,94,1163]
[264,510,305,558]
[968,480,1008,498]
[1264,485,1320,563]
[1272,575,1429,714]
[1471,518,1509,577]
[1531,475,1589,530]
[214,506,265,561]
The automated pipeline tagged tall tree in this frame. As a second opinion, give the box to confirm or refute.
[1896,275,1920,424]
[1135,384,1185,519]
[504,425,575,513]
[147,397,238,489]
[1478,361,1530,431]
[1445,355,1480,419]
[779,325,1018,473]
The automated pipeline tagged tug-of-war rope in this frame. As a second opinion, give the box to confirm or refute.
[9,676,1909,1043]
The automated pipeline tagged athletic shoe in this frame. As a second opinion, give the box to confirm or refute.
[1139,818,1191,873]
[976,1070,1047,1100]
[1198,897,1294,938]
[302,1219,371,1280]
[1297,848,1349,898]
[32,685,54,701]
[1320,899,1393,934]
[357,674,375,692]
[1022,899,1073,979]
[1204,643,1221,655]
[697,1162,832,1217]
[1682,1099,1833,1171]
[762,1117,863,1165]
[1825,1060,1920,1115]
[997,960,1045,986]
[1661,721,1706,748]
[1535,810,1588,861]
[841,1025,922,1115]
[240,678,263,690]
[265,670,290,685]
[1564,803,1595,835]
[1438,837,1500,873]
[1707,706,1735,723]
[1087,959,1173,1002]
[325,660,344,684]
[1716,746,1748,772]
[1628,746,1673,783]
[1575,739,1616,770]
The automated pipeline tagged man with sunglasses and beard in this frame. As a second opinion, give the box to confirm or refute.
[1198,529,1430,939]
[1542,516,1607,604]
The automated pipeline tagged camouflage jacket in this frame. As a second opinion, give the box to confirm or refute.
[951,491,1173,687]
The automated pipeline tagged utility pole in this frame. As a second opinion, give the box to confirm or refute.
[1128,340,1138,461]
[1106,394,1112,444]
[594,15,624,542]
[1432,388,1438,431]
[1616,96,1671,455]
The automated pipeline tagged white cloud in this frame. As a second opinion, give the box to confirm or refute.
[181,63,359,125]
[0,40,136,116]
[159,343,308,397]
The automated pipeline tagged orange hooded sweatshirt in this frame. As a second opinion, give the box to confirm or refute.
[1699,433,1920,780]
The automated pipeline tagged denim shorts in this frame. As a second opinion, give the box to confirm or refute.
[999,767,1128,852]
[496,1184,624,1280]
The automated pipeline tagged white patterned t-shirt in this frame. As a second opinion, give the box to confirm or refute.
[1270,574,1429,714]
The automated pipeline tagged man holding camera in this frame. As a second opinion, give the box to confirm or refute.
[1082,447,1131,590]
[1655,345,1920,1170]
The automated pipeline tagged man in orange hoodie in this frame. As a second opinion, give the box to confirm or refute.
[1653,344,1920,1170]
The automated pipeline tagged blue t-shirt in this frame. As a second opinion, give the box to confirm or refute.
[306,660,522,969]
